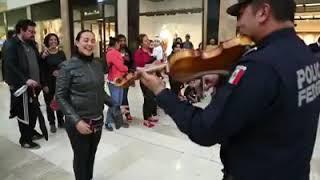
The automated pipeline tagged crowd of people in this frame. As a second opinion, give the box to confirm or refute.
[3,0,320,179]
[0,18,211,180]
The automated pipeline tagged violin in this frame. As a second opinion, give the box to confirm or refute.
[169,35,254,82]
[113,36,254,88]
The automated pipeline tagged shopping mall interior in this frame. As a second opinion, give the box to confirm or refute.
[0,0,318,56]
[0,0,320,180]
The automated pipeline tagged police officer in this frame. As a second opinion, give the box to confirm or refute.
[140,0,320,179]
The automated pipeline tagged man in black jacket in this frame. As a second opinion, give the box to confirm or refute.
[4,19,46,149]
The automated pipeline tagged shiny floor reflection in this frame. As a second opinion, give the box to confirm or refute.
[0,81,319,180]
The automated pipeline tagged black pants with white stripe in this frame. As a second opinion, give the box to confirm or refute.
[10,90,38,144]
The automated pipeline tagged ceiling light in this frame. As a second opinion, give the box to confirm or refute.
[305,3,320,7]
[301,15,313,19]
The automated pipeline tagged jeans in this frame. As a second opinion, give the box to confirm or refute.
[122,87,129,106]
[106,83,124,124]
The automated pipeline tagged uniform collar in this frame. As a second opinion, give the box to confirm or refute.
[256,28,296,49]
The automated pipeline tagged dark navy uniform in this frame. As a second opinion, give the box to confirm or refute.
[156,28,320,180]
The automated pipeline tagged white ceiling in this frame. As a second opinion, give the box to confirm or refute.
[296,0,320,4]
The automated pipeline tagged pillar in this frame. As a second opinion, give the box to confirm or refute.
[218,0,237,42]
[117,0,128,38]
[60,0,72,58]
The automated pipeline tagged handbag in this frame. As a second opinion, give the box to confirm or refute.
[50,97,59,111]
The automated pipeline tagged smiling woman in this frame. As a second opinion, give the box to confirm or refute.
[75,30,96,56]
[56,30,115,180]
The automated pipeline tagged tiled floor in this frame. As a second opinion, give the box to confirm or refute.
[0,81,319,180]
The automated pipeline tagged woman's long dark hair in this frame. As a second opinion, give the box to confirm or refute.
[72,29,94,57]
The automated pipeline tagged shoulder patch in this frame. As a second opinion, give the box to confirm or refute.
[228,65,247,85]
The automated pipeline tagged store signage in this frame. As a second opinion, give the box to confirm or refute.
[7,0,50,10]
[84,10,100,16]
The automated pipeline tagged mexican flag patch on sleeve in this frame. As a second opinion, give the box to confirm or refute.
[228,65,247,85]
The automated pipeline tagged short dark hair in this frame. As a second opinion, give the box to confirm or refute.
[43,33,60,48]
[6,30,15,39]
[108,36,119,47]
[252,0,296,22]
[15,19,36,34]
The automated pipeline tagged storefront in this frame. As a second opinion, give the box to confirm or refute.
[0,13,6,44]
[295,18,320,45]
[31,0,62,52]
[6,7,27,30]
[0,12,5,81]
[139,0,204,54]
[0,0,225,58]
[70,0,117,58]
[295,1,320,45]
[130,0,220,55]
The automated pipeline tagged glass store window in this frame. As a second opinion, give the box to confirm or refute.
[71,0,117,58]
[139,0,203,55]
[0,12,5,81]
[6,8,27,30]
[31,0,62,52]
[0,13,6,42]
